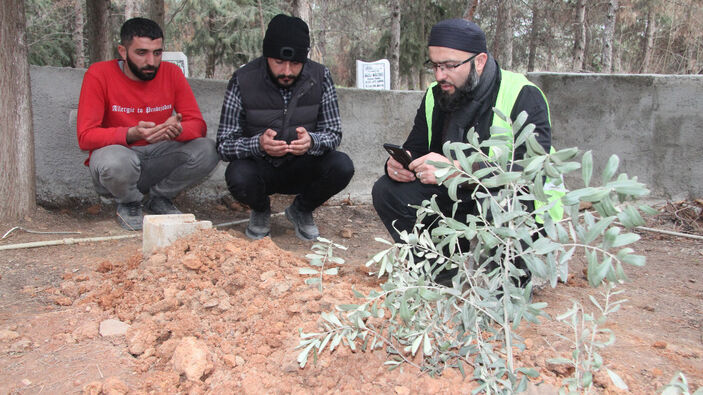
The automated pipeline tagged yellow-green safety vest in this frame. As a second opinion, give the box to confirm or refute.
[423,70,564,221]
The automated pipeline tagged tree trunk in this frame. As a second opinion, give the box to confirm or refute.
[682,0,697,74]
[493,0,513,68]
[86,0,111,64]
[463,0,480,20]
[289,0,310,23]
[419,5,427,88]
[148,0,165,29]
[584,17,592,70]
[641,6,656,73]
[390,0,401,90]
[124,0,140,19]
[257,0,265,38]
[0,0,36,220]
[205,10,216,78]
[602,0,618,72]
[572,0,586,71]
[527,4,540,72]
[73,0,85,68]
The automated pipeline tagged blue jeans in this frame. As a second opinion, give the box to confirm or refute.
[89,138,219,203]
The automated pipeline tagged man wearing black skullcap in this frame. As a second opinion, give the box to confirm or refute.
[217,14,354,241]
[372,19,554,285]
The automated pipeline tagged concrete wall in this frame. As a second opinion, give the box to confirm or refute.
[29,66,703,206]
[529,72,703,200]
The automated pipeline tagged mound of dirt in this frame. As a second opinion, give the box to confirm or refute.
[59,229,502,393]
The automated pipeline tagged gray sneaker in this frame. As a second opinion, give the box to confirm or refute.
[116,201,143,231]
[245,209,271,240]
[285,204,319,241]
[145,196,182,215]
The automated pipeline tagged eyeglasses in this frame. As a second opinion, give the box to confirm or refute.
[424,53,479,73]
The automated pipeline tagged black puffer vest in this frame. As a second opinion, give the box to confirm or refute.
[237,57,324,145]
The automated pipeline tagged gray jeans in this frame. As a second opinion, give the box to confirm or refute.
[89,138,219,203]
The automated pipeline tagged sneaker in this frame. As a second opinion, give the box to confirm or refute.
[285,204,319,241]
[116,201,143,231]
[245,209,271,240]
[145,196,182,215]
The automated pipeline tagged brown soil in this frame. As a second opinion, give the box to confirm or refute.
[0,196,701,394]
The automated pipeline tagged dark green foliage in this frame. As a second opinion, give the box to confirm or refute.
[26,0,79,67]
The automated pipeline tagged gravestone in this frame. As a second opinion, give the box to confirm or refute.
[163,51,189,77]
[355,59,390,90]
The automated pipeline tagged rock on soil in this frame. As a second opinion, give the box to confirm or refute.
[171,336,213,381]
[99,319,130,337]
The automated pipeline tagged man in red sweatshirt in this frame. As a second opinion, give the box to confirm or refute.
[77,17,218,231]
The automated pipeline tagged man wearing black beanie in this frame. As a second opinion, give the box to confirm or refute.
[372,19,556,286]
[217,14,354,241]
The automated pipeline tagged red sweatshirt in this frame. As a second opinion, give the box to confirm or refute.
[76,59,207,165]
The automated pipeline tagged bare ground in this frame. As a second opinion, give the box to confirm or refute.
[0,196,701,394]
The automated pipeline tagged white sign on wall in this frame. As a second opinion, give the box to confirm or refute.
[163,51,189,77]
[356,59,390,90]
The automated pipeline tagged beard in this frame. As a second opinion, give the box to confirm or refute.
[126,54,159,81]
[437,63,480,112]
[267,64,301,88]
[274,73,298,88]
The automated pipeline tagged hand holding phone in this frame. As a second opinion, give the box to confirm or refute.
[383,143,412,169]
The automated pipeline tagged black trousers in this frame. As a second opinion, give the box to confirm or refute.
[372,175,477,244]
[224,151,354,212]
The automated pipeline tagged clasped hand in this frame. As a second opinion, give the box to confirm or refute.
[260,127,311,157]
[127,113,183,144]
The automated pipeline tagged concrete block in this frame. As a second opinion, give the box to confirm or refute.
[142,214,212,256]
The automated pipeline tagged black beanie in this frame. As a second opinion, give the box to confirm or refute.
[263,14,310,63]
[428,19,487,54]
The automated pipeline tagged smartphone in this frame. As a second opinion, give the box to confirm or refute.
[383,143,412,170]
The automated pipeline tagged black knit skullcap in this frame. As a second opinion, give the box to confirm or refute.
[428,19,487,54]
[263,14,310,62]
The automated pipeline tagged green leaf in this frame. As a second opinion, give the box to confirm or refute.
[621,253,646,267]
[588,258,612,287]
[515,123,535,149]
[639,204,659,216]
[611,232,640,248]
[526,134,547,156]
[584,217,616,244]
[606,368,629,390]
[423,332,432,356]
[523,155,546,174]
[513,110,528,131]
[297,341,316,368]
[323,267,339,275]
[298,268,320,275]
[555,161,581,174]
[602,155,620,184]
[618,205,646,228]
[533,238,561,254]
[547,357,573,365]
[411,334,422,356]
[550,147,579,161]
[305,278,321,285]
[399,297,412,323]
[517,367,540,378]
[482,172,522,188]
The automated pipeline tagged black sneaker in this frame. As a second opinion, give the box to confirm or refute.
[245,209,271,240]
[285,204,319,241]
[116,201,143,231]
[145,196,182,215]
